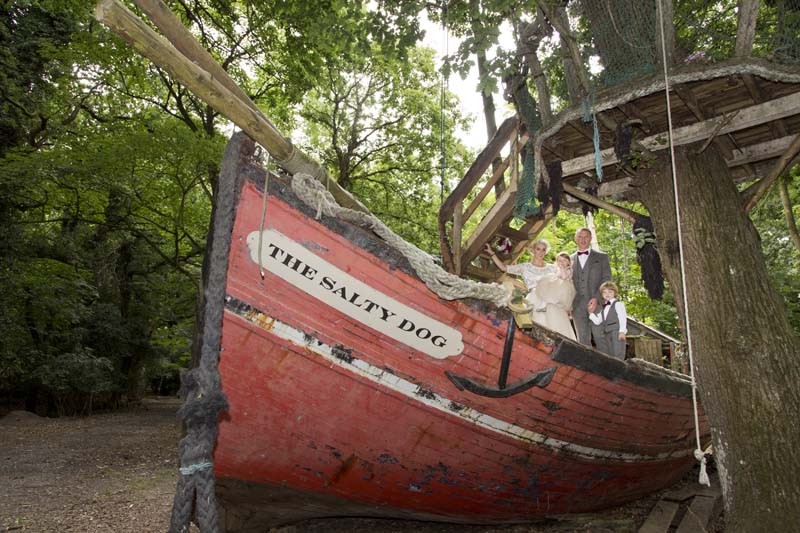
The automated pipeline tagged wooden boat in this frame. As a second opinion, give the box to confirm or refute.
[209,133,709,529]
[93,3,710,530]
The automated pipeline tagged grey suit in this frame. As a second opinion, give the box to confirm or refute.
[571,250,612,346]
[591,301,626,359]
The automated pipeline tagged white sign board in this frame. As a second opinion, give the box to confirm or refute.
[247,230,464,359]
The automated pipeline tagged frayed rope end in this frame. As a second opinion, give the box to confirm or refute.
[693,449,710,487]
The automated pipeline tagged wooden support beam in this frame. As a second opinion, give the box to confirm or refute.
[727,135,797,167]
[452,207,463,275]
[522,211,553,241]
[673,84,738,159]
[131,0,257,114]
[568,120,600,144]
[562,184,639,223]
[95,0,366,213]
[578,135,800,199]
[742,133,800,213]
[741,73,789,137]
[440,117,518,215]
[462,141,515,224]
[497,225,529,242]
[561,91,800,177]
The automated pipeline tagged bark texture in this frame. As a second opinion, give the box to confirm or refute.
[633,145,800,531]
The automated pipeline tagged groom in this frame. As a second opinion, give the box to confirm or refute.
[571,227,612,347]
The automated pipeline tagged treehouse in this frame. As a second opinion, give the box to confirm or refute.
[440,1,800,285]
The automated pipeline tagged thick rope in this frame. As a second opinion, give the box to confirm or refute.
[167,134,248,532]
[290,173,510,308]
[656,0,708,487]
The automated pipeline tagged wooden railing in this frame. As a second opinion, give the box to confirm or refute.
[438,116,551,280]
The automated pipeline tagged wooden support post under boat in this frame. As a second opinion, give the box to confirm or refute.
[94,0,367,214]
[741,132,800,213]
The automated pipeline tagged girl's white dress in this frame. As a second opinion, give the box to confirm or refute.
[534,266,577,340]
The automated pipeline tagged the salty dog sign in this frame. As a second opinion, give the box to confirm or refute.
[247,230,464,359]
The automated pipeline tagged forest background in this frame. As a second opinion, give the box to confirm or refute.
[1,0,798,417]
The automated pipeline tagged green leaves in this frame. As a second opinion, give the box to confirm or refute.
[298,44,471,252]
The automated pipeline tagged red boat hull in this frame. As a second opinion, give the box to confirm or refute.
[211,135,708,528]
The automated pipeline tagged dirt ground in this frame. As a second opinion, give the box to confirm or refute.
[0,397,722,532]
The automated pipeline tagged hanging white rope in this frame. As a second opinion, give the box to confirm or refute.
[257,151,272,279]
[656,0,709,487]
[290,173,511,308]
[438,1,449,204]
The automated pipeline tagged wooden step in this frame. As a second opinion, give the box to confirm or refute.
[638,500,680,533]
[638,475,722,533]
[674,494,723,533]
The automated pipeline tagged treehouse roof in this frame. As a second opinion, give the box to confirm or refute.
[542,59,800,202]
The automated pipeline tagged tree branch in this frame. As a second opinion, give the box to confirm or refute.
[742,133,800,213]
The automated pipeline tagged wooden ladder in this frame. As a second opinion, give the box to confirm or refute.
[437,116,551,281]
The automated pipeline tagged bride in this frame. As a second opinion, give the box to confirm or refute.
[533,252,577,340]
[485,239,555,328]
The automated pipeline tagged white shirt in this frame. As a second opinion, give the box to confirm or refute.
[589,299,627,334]
[577,249,590,268]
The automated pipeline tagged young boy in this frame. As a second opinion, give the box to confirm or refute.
[588,281,627,360]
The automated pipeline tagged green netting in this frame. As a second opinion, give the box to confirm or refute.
[761,0,800,63]
[575,0,657,88]
[514,143,540,220]
[569,0,800,92]
[512,74,542,221]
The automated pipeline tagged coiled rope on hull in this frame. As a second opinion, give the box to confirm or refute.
[290,173,511,309]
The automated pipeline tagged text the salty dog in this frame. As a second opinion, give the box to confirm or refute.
[247,230,464,359]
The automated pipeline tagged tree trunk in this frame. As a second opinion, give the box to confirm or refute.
[634,144,800,531]
[476,47,506,196]
[469,0,504,196]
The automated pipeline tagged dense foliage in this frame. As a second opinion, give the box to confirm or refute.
[1,0,797,421]
[0,0,464,414]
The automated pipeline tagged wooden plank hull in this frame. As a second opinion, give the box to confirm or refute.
[212,135,708,528]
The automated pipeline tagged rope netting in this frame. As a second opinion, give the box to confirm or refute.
[568,0,800,93]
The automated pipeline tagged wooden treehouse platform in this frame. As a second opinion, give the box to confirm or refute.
[439,58,800,282]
